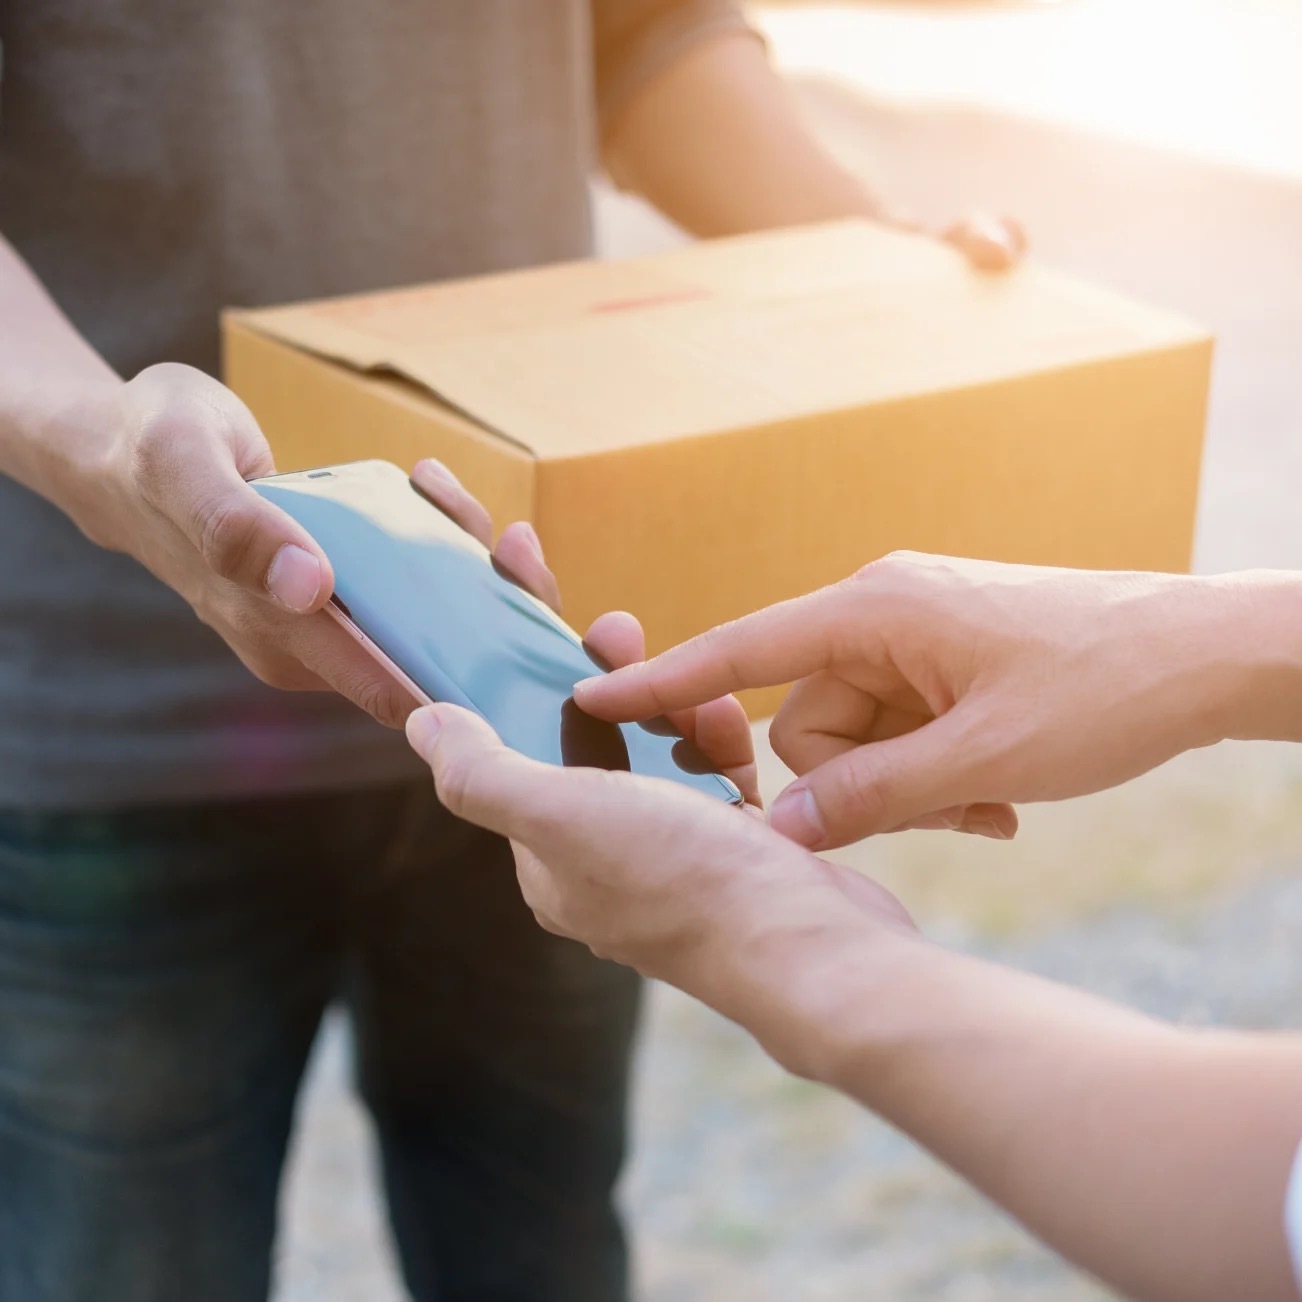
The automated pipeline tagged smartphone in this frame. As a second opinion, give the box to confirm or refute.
[251,459,744,805]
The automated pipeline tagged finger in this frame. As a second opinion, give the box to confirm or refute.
[691,695,761,807]
[944,213,1025,273]
[585,613,704,737]
[887,801,1017,839]
[411,458,495,549]
[406,703,570,842]
[574,585,853,721]
[957,802,1018,840]
[493,520,563,613]
[890,805,969,833]
[769,712,983,850]
[582,610,699,738]
[769,671,883,774]
[581,610,646,672]
[281,611,421,727]
[582,611,759,805]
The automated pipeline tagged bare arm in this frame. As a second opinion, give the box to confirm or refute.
[600,24,1024,268]
[602,27,883,236]
[785,929,1302,1302]
[0,233,120,512]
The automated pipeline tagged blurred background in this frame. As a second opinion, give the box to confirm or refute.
[275,2,1302,1297]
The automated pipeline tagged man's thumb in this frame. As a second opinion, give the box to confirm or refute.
[769,718,978,850]
[214,480,333,614]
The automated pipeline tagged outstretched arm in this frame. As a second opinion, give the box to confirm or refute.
[593,4,1024,268]
[408,677,1302,1302]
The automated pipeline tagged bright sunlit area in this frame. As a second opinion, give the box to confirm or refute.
[759,0,1302,178]
[261,3,1302,1299]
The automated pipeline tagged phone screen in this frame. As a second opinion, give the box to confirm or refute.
[252,460,743,805]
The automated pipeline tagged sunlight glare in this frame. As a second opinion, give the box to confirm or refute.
[757,0,1302,178]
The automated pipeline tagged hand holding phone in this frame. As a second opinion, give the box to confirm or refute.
[252,460,750,805]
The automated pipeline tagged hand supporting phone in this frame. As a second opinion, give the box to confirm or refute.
[252,460,743,805]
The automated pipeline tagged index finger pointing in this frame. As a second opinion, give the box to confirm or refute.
[573,585,852,721]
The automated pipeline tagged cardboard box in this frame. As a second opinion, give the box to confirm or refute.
[224,220,1211,717]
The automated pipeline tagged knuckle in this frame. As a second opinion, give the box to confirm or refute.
[832,750,895,834]
[852,549,923,583]
[128,405,183,488]
[133,360,195,390]
[127,366,270,484]
[328,664,409,729]
[127,411,225,517]
[198,498,264,582]
[357,680,410,730]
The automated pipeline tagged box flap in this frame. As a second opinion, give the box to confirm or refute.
[231,220,1209,459]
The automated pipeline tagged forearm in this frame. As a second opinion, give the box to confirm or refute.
[602,29,883,238]
[0,233,120,514]
[735,924,1302,1302]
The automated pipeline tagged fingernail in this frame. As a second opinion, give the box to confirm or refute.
[266,544,323,613]
[963,817,1014,841]
[405,707,442,759]
[418,458,461,489]
[770,786,826,849]
[573,675,604,696]
[520,522,544,562]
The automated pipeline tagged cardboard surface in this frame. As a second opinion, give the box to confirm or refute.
[224,220,1211,717]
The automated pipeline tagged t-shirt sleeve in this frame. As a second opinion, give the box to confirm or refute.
[1286,1138,1302,1294]
[590,0,763,136]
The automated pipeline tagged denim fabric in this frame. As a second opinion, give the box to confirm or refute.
[0,785,640,1302]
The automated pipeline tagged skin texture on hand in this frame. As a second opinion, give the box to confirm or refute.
[575,552,1302,851]
[405,700,912,1070]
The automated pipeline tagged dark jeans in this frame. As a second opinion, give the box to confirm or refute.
[0,784,641,1302]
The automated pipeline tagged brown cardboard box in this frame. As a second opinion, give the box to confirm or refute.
[224,220,1211,717]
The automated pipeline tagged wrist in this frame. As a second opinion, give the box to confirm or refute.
[698,896,920,1086]
[1202,571,1302,744]
[4,369,122,520]
[26,378,129,548]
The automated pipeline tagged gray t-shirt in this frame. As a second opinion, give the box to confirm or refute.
[0,0,748,808]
